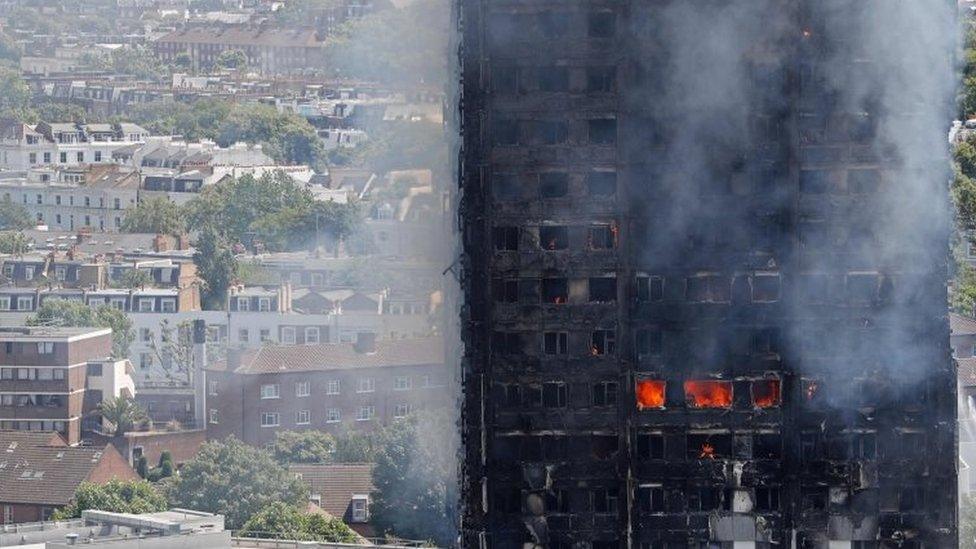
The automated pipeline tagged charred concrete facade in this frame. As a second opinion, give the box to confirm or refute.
[459,1,957,548]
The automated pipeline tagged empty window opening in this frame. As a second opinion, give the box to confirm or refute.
[589,277,616,302]
[542,382,567,408]
[543,278,568,304]
[588,172,616,196]
[492,279,518,303]
[591,488,618,514]
[544,332,569,355]
[684,380,733,408]
[587,66,616,92]
[539,172,569,198]
[637,486,666,512]
[755,487,780,512]
[635,379,665,409]
[589,118,617,145]
[636,433,664,459]
[588,224,616,249]
[492,331,522,355]
[637,276,664,302]
[591,435,618,460]
[538,66,569,92]
[753,433,781,459]
[751,379,781,408]
[539,226,569,250]
[592,381,617,406]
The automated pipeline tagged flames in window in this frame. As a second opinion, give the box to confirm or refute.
[751,379,781,408]
[684,380,733,408]
[635,379,666,409]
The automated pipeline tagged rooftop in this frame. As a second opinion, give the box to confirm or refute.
[209,337,444,374]
[0,326,111,342]
[952,312,976,336]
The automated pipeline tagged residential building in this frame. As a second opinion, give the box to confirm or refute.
[0,327,136,444]
[205,336,449,447]
[290,463,375,537]
[0,430,138,524]
[459,1,956,548]
[153,26,328,75]
[0,120,149,171]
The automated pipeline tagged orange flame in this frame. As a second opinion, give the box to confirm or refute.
[699,442,716,459]
[636,380,666,409]
[752,379,781,408]
[684,380,733,408]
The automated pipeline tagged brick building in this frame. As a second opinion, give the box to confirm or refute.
[204,336,449,448]
[0,430,137,524]
[0,327,135,445]
[153,26,327,75]
[459,0,957,547]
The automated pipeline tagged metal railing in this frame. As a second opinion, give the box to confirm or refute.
[230,531,435,548]
[0,518,85,534]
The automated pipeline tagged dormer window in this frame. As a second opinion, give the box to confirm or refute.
[351,495,369,522]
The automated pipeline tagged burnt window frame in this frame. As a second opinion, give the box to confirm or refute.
[592,381,618,407]
[635,433,665,459]
[635,328,663,358]
[543,331,569,355]
[492,278,519,303]
[590,329,616,356]
[588,277,617,302]
[539,172,569,198]
[542,277,569,304]
[539,225,569,250]
[637,485,666,513]
[542,381,568,408]
[493,226,519,251]
[588,118,617,145]
[590,487,619,514]
[588,224,615,250]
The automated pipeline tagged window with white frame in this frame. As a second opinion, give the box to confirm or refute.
[137,299,154,312]
[111,298,126,310]
[54,266,66,281]
[281,327,296,344]
[394,403,411,418]
[258,298,271,312]
[326,408,341,423]
[37,342,54,354]
[357,377,375,393]
[356,406,375,421]
[351,496,369,522]
[237,297,250,311]
[260,412,280,427]
[17,297,32,310]
[208,380,219,395]
[209,409,219,424]
[0,297,9,311]
[2,264,12,277]
[295,381,310,397]
[327,379,340,395]
[304,327,320,344]
[394,376,411,391]
[260,384,280,399]
[160,299,176,313]
[296,410,310,425]
[238,329,249,342]
[24,266,34,280]
[260,329,270,342]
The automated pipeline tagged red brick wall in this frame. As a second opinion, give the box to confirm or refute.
[85,445,139,484]
[116,430,206,467]
[0,503,51,524]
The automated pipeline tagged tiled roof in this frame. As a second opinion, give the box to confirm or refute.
[960,357,976,387]
[952,313,976,336]
[290,464,374,521]
[0,432,128,506]
[0,430,66,448]
[211,337,444,374]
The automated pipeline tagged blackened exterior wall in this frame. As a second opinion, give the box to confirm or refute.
[459,1,957,547]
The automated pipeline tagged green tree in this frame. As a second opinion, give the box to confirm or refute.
[96,395,149,436]
[193,227,238,310]
[52,479,167,520]
[0,232,32,255]
[136,455,149,479]
[0,30,21,62]
[27,300,135,359]
[274,430,336,464]
[370,413,457,545]
[0,197,32,230]
[158,451,175,478]
[163,437,308,529]
[239,502,358,543]
[121,197,186,235]
[115,268,154,289]
[215,49,248,71]
[332,429,376,463]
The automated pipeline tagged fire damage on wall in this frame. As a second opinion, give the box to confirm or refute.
[458,0,957,547]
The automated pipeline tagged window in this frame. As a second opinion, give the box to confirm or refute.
[139,353,153,369]
[281,327,296,344]
[137,299,154,312]
[258,298,271,312]
[493,173,521,200]
[592,382,617,406]
[237,297,250,311]
[24,266,34,280]
[260,329,270,342]
[755,487,779,512]
[491,118,519,146]
[544,332,568,355]
[636,433,665,459]
[588,11,616,38]
[351,497,368,522]
[588,172,616,196]
[394,376,411,391]
[587,66,616,92]
[37,342,54,355]
[493,279,519,303]
[16,297,32,311]
[493,227,519,251]
[589,119,617,144]
[356,406,375,421]
[209,409,219,424]
[637,486,666,513]
[542,277,568,303]
[591,488,618,514]
[358,378,375,393]
[394,403,411,418]
[111,298,126,310]
[535,121,568,144]
[76,152,83,162]
[326,408,341,423]
[140,328,152,342]
[95,151,103,162]
[2,264,11,277]
[304,327,320,344]
[296,381,310,397]
[591,330,616,355]
[43,152,50,163]
[260,384,280,399]
[160,299,176,313]
[296,410,310,425]
[0,297,9,311]
[539,172,568,198]
[29,153,36,164]
[538,66,569,92]
[637,276,665,302]
[589,277,617,302]
[54,266,66,281]
[493,65,518,94]
[208,380,219,396]
[238,329,249,342]
[543,382,567,408]
[59,152,67,163]
[260,412,280,427]
[327,379,340,395]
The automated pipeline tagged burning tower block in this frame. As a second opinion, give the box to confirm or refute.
[459,0,957,547]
